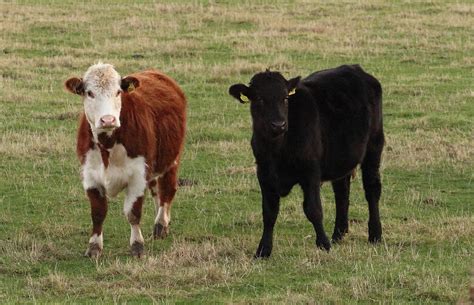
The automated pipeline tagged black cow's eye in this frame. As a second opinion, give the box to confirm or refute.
[87,91,95,98]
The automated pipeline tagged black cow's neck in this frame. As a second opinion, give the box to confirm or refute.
[252,131,287,160]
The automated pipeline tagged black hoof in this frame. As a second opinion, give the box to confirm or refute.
[131,242,144,258]
[368,234,382,244]
[368,221,382,244]
[331,234,344,243]
[153,223,169,239]
[254,242,272,259]
[316,237,331,251]
[331,227,348,243]
[85,243,102,258]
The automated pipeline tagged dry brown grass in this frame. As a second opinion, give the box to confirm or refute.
[384,130,473,169]
[0,130,75,158]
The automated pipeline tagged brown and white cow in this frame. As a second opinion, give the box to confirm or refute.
[65,63,186,258]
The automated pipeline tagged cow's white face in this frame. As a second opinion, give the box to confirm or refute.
[82,63,123,133]
[65,63,140,136]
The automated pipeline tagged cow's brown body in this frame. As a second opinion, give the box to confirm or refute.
[77,70,186,175]
[67,65,186,258]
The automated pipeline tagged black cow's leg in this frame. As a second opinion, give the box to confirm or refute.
[361,132,384,243]
[255,190,280,258]
[255,165,280,258]
[331,175,351,242]
[301,175,331,251]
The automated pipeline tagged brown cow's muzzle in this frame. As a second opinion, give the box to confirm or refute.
[99,115,117,129]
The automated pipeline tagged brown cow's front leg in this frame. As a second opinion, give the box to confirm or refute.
[124,172,147,258]
[85,188,107,258]
[153,166,178,239]
[126,196,145,258]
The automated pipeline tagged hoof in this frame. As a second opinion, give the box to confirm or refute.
[369,235,382,244]
[316,237,331,252]
[153,223,169,239]
[331,227,348,243]
[254,248,272,259]
[331,233,345,244]
[254,242,272,259]
[368,221,382,244]
[85,243,102,258]
[131,242,144,258]
[368,234,382,244]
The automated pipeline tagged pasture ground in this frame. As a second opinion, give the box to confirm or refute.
[0,1,473,303]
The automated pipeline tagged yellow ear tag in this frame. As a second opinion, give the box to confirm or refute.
[128,83,135,93]
[240,93,250,103]
[288,88,296,96]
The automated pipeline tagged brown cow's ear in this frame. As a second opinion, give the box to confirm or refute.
[228,83,254,104]
[287,76,301,95]
[65,77,84,95]
[121,76,140,93]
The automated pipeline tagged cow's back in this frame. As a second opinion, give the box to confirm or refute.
[301,65,382,180]
[119,70,187,175]
[129,70,186,110]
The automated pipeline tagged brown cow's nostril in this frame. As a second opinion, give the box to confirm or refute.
[100,115,116,127]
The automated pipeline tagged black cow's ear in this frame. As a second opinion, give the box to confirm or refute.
[64,77,84,95]
[287,76,301,95]
[121,76,140,93]
[229,83,255,104]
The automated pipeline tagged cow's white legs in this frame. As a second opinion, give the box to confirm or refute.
[124,193,145,258]
[123,165,147,258]
[155,202,171,234]
[149,179,169,239]
[86,233,103,258]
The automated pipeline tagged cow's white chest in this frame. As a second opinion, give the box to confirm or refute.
[82,144,146,198]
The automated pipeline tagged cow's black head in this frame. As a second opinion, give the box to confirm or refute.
[229,71,300,139]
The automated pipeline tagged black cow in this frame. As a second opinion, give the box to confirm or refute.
[228,65,384,258]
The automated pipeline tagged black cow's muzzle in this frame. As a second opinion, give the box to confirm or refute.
[270,121,287,136]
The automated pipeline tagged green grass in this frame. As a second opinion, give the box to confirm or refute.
[1,0,473,303]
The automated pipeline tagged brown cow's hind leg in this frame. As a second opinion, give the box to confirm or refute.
[153,166,178,239]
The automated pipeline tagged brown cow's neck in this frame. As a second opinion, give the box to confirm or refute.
[97,130,119,149]
[98,144,110,167]
[95,129,120,168]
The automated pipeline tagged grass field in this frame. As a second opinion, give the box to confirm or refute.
[1,0,473,303]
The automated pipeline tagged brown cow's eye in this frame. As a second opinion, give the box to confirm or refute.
[116,90,121,97]
[87,91,95,98]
